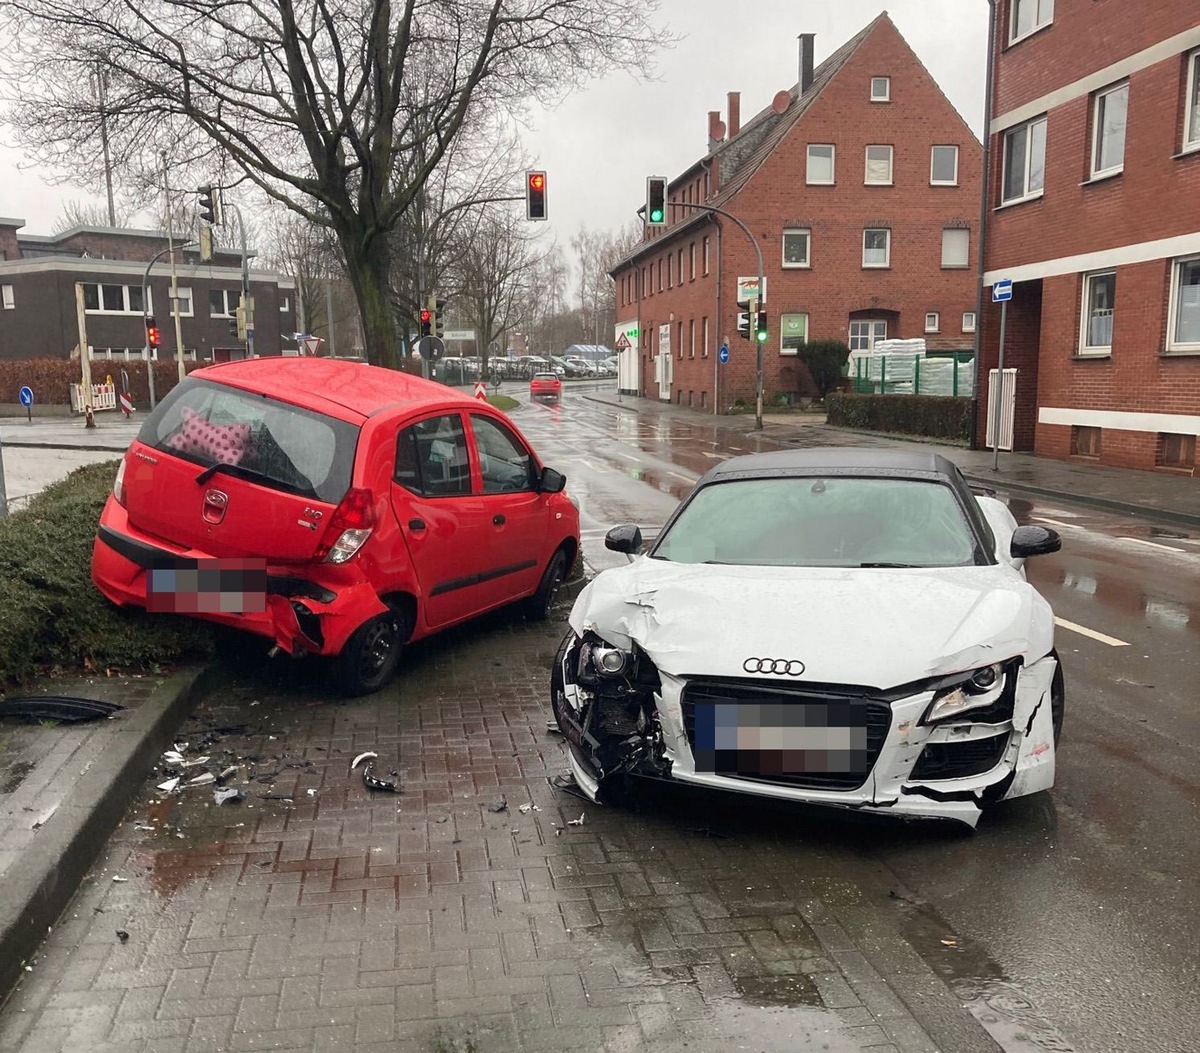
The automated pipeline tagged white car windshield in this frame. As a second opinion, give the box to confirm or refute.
[652,476,978,568]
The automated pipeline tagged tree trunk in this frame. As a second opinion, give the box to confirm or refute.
[339,223,406,371]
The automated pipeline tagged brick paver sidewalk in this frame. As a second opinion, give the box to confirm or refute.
[0,613,996,1052]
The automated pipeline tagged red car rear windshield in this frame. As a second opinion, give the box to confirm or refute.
[137,377,360,503]
[533,373,559,382]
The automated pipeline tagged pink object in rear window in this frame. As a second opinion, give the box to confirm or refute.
[166,406,251,465]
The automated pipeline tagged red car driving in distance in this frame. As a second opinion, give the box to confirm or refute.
[529,371,562,402]
[91,358,581,696]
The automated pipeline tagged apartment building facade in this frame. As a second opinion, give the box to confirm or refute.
[610,13,982,411]
[978,0,1200,472]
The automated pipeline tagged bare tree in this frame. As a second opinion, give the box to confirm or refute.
[570,221,640,347]
[52,198,138,232]
[1,0,669,369]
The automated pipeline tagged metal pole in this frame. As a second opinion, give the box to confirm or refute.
[326,278,337,358]
[0,431,9,519]
[162,153,186,384]
[142,247,169,411]
[713,221,722,416]
[95,66,116,228]
[661,201,763,426]
[992,298,1008,471]
[75,282,94,426]
[972,0,999,450]
[238,206,253,358]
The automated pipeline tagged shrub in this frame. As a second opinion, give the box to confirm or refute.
[793,340,851,399]
[826,393,972,442]
[0,462,217,689]
[0,357,202,407]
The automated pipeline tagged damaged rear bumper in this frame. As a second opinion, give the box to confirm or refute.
[91,513,387,658]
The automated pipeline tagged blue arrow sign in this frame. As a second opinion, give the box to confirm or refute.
[992,278,1013,303]
[718,343,730,365]
[18,386,33,407]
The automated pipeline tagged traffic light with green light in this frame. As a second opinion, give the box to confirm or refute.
[756,310,768,343]
[646,177,667,227]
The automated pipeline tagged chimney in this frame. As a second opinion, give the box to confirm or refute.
[727,92,741,139]
[707,110,726,152]
[799,34,815,94]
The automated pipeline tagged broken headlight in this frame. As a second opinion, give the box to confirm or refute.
[922,659,1019,725]
[577,637,636,682]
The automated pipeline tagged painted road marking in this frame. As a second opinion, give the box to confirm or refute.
[1055,617,1130,647]
[701,451,730,460]
[614,451,640,461]
[1117,536,1185,553]
[668,471,698,483]
[1031,516,1079,529]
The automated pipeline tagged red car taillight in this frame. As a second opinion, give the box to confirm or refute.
[315,487,376,563]
[113,457,128,506]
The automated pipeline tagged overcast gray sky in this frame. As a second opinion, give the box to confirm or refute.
[0,0,988,246]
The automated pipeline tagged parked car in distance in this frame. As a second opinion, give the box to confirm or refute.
[530,371,562,402]
[564,357,597,376]
[551,448,1064,830]
[92,358,580,696]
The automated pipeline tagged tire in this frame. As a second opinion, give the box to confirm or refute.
[334,607,404,697]
[1050,650,1065,746]
[525,549,568,622]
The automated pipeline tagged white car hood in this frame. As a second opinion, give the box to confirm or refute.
[570,558,1054,689]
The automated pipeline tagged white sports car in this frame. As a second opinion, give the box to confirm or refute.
[551,449,1064,829]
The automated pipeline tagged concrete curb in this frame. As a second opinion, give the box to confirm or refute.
[0,664,222,999]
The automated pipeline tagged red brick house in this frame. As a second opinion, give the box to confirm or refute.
[977,0,1200,472]
[610,13,981,411]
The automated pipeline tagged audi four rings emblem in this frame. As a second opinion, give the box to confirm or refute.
[743,658,806,676]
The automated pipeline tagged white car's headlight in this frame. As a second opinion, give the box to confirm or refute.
[577,638,635,681]
[923,661,1016,724]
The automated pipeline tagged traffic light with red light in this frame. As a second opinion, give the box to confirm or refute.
[526,171,547,221]
[419,309,432,337]
[145,316,160,349]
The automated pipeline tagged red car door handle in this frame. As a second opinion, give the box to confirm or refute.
[409,518,426,531]
[493,514,506,526]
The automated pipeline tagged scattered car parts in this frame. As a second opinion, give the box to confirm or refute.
[0,696,124,723]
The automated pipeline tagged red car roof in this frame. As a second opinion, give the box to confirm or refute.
[191,357,479,420]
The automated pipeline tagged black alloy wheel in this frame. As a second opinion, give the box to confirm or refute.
[335,608,405,697]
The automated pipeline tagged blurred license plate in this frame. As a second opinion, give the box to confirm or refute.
[146,558,267,614]
[693,702,868,775]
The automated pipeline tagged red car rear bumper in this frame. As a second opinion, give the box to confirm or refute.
[91,498,388,657]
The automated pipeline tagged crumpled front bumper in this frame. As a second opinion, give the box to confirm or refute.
[91,502,387,657]
[556,639,1058,829]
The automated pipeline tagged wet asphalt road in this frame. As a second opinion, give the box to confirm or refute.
[517,384,1200,1053]
[1,385,1194,1052]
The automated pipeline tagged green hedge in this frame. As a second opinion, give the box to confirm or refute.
[0,462,216,689]
[826,393,972,442]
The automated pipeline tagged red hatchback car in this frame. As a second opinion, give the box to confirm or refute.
[92,359,581,695]
[529,372,562,402]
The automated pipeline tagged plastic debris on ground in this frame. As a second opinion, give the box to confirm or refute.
[488,797,508,813]
[353,750,399,792]
[213,787,245,806]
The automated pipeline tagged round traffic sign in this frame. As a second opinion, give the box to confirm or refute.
[718,345,730,365]
[18,386,33,407]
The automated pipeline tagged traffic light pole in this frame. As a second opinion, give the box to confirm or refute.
[222,202,254,359]
[141,247,172,411]
[161,152,187,385]
[661,202,765,429]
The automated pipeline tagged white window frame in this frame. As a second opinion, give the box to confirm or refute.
[1090,81,1128,179]
[209,288,238,317]
[962,311,977,334]
[849,319,887,351]
[689,242,696,281]
[941,228,970,269]
[82,282,149,316]
[862,229,891,269]
[169,287,194,318]
[703,236,710,275]
[1183,49,1200,154]
[925,312,940,333]
[689,318,696,359]
[930,145,959,186]
[1166,255,1200,354]
[870,77,891,102]
[702,315,710,358]
[280,296,290,311]
[781,228,811,269]
[1001,116,1047,205]
[1079,270,1116,356]
[780,313,809,356]
[864,145,894,186]
[807,144,835,185]
[1009,0,1053,45]
[1,284,13,310]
